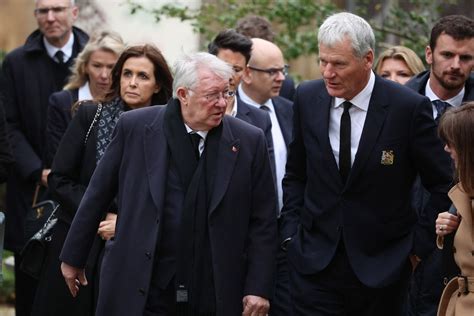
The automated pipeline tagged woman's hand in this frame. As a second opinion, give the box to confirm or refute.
[98,212,117,240]
[435,211,460,236]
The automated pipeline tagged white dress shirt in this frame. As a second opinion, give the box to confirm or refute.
[78,81,93,101]
[329,71,375,168]
[43,33,74,63]
[185,124,208,156]
[238,85,286,211]
[425,79,464,117]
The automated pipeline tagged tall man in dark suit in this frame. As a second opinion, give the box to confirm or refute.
[238,37,293,316]
[280,12,453,316]
[0,1,88,315]
[208,29,273,154]
[60,52,277,316]
[405,15,474,316]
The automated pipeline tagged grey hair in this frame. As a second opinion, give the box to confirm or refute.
[172,52,233,98]
[318,12,375,58]
[35,0,75,5]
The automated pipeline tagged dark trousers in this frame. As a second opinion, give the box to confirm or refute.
[143,280,176,316]
[289,244,411,316]
[14,253,38,316]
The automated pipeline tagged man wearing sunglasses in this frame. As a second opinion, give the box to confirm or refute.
[0,1,88,315]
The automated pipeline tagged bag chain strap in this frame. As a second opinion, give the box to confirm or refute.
[84,102,103,145]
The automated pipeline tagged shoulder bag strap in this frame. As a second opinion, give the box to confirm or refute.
[84,102,102,145]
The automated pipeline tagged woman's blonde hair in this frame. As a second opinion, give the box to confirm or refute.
[438,102,474,196]
[64,30,125,90]
[374,46,425,76]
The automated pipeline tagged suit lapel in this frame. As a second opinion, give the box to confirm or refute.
[346,78,389,187]
[235,98,251,122]
[315,92,344,189]
[273,97,292,146]
[144,109,168,211]
[208,117,239,216]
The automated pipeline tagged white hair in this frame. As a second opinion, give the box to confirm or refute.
[172,52,233,98]
[318,12,375,58]
[35,0,75,5]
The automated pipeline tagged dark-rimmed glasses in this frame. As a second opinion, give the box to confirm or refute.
[34,6,70,17]
[248,64,289,77]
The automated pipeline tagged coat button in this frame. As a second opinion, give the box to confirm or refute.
[138,288,146,295]
[145,252,152,259]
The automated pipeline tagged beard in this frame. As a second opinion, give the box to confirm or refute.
[431,60,468,91]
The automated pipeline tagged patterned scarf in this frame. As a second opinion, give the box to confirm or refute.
[95,97,125,163]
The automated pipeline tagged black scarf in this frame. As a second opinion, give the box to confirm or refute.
[163,99,221,315]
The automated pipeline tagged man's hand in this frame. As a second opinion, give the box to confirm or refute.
[242,295,269,316]
[41,169,51,187]
[61,262,88,297]
[98,212,117,240]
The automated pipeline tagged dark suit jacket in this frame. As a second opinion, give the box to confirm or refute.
[0,27,88,251]
[60,101,278,316]
[272,96,293,148]
[45,88,79,167]
[280,76,452,288]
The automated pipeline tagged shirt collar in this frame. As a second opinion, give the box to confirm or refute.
[334,70,375,111]
[229,97,239,117]
[78,81,93,101]
[184,124,208,140]
[425,78,465,107]
[43,32,74,62]
[238,84,275,112]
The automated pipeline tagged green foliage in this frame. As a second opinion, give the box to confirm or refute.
[0,251,15,304]
[125,0,456,66]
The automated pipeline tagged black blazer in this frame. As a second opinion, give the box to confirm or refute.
[45,89,79,167]
[281,76,452,288]
[48,103,99,224]
[60,101,278,316]
[0,101,14,182]
[272,96,293,148]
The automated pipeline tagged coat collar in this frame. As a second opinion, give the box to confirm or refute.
[143,100,240,216]
[24,26,89,54]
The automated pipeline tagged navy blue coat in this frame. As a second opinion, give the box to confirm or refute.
[0,27,88,252]
[280,76,452,288]
[60,103,278,316]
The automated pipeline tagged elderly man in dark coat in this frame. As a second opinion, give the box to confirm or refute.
[60,52,277,316]
[0,1,88,315]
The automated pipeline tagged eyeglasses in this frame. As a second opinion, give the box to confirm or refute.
[248,65,289,77]
[34,6,70,17]
[188,89,235,103]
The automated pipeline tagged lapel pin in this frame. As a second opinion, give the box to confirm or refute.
[381,150,394,165]
[232,146,238,153]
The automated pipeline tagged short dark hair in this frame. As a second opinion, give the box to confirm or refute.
[235,15,275,42]
[430,15,474,51]
[208,29,253,64]
[106,44,173,105]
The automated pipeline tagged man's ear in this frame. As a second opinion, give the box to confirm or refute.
[425,45,433,65]
[176,87,188,105]
[242,66,252,85]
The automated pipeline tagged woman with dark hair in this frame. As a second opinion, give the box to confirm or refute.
[435,102,474,316]
[32,44,173,316]
[45,30,125,167]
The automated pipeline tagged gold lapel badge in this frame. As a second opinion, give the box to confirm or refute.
[381,150,394,165]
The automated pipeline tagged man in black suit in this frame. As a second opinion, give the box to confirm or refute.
[280,12,452,316]
[208,29,273,154]
[405,15,474,316]
[60,52,277,316]
[238,37,293,316]
[0,1,88,315]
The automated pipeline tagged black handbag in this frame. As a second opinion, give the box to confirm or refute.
[20,203,59,279]
[23,184,58,241]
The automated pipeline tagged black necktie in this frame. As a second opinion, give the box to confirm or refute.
[260,105,270,111]
[432,100,451,122]
[55,50,65,64]
[339,101,352,183]
[189,133,202,160]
